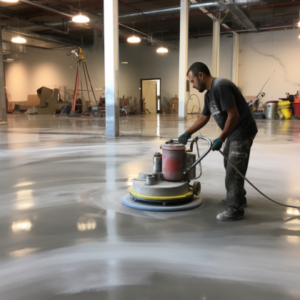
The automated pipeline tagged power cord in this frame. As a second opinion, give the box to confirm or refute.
[219,150,300,209]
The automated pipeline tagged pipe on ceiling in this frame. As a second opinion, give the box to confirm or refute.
[164,22,297,39]
[119,2,220,19]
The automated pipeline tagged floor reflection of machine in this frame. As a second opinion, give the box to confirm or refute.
[122,136,212,212]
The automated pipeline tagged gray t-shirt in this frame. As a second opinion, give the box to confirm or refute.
[202,78,258,139]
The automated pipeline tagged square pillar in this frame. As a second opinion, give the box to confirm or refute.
[212,19,220,77]
[104,0,119,137]
[231,32,239,86]
[178,0,189,120]
[0,18,7,122]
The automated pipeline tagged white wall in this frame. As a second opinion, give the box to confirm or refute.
[5,28,300,111]
[239,30,300,101]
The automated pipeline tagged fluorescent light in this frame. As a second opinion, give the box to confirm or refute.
[72,14,90,23]
[6,58,14,61]
[1,0,18,2]
[156,47,168,54]
[121,62,128,64]
[127,35,141,43]
[11,36,26,44]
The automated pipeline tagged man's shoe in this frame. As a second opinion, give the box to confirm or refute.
[216,208,244,221]
[220,198,247,208]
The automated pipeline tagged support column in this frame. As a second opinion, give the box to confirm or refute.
[178,0,189,120]
[104,0,119,137]
[212,19,220,77]
[0,18,7,122]
[231,32,239,86]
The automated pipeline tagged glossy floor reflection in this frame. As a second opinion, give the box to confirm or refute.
[0,114,300,300]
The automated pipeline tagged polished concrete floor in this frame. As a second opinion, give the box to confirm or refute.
[0,114,300,300]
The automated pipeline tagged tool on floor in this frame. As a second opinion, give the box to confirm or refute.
[122,136,212,212]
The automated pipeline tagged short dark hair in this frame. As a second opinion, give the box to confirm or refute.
[187,62,211,77]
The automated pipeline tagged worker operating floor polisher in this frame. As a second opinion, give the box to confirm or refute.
[122,136,212,212]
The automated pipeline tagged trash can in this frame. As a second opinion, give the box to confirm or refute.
[294,98,300,117]
[264,102,278,119]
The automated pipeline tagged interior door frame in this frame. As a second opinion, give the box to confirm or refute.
[140,78,161,113]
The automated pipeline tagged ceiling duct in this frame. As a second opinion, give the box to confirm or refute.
[2,41,26,62]
[2,26,78,49]
[119,2,220,19]
[224,1,257,31]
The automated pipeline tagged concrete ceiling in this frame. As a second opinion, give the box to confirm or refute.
[0,0,299,49]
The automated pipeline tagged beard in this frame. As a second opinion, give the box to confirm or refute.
[197,81,206,93]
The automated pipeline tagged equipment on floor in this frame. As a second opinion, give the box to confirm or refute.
[122,136,212,212]
[65,47,100,117]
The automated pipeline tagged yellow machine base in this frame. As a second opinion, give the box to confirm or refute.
[129,188,194,203]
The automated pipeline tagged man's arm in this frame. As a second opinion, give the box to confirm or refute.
[219,106,239,141]
[186,114,211,135]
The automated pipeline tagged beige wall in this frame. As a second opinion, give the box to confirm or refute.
[5,29,300,112]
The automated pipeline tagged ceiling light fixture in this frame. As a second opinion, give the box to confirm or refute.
[298,21,300,27]
[72,14,90,23]
[11,11,26,44]
[11,36,26,44]
[127,35,141,43]
[72,0,90,23]
[156,46,168,54]
[1,0,18,2]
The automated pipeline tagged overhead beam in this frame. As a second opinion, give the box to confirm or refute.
[224,2,257,31]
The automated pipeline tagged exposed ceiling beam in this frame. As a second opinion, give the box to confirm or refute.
[223,1,258,31]
[199,7,232,31]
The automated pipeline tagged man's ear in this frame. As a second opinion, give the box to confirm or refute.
[198,72,204,80]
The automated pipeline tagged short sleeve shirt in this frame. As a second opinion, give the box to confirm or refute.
[202,78,258,139]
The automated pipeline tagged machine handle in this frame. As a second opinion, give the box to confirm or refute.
[183,136,212,179]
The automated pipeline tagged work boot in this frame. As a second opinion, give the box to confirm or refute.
[220,198,247,208]
[216,208,244,221]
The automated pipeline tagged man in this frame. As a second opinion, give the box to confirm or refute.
[178,62,257,221]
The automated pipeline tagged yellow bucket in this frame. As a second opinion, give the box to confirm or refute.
[278,101,290,109]
[278,101,291,119]
[281,108,292,119]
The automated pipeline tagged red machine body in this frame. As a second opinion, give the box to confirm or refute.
[161,144,185,181]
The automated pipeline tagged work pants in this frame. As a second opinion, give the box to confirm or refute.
[223,136,254,209]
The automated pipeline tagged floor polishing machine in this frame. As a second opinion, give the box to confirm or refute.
[122,136,212,212]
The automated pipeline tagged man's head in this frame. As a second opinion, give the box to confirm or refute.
[186,62,211,93]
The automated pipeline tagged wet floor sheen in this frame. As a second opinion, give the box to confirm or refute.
[0,114,300,300]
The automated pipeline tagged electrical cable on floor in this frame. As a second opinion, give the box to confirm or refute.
[219,150,300,209]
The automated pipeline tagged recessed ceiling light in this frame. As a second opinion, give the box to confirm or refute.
[72,14,90,23]
[127,35,141,43]
[11,36,26,44]
[156,46,168,54]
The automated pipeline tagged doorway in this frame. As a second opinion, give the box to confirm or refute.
[140,78,161,113]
